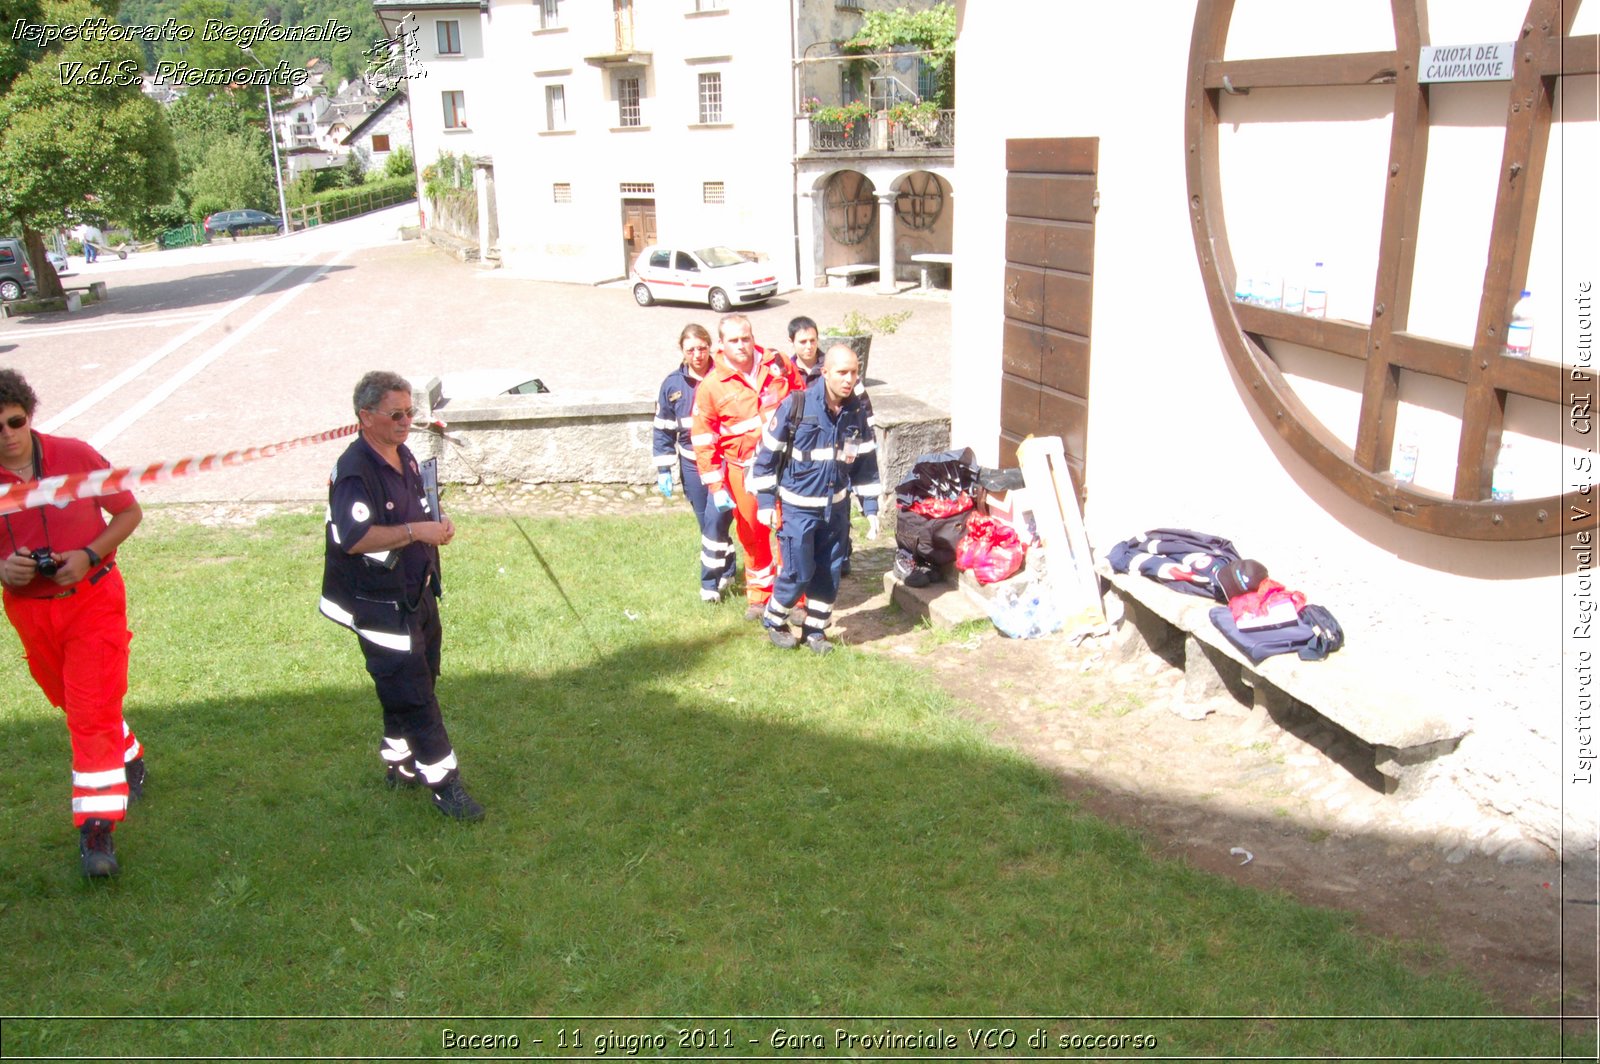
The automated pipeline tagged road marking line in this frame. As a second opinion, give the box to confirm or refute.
[6,311,215,340]
[88,247,356,449]
[38,253,323,434]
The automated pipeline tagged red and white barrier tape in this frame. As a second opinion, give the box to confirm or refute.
[0,423,361,518]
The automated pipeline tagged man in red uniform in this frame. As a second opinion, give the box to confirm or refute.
[691,314,801,619]
[0,369,145,877]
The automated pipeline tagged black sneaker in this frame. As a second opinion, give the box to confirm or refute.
[79,818,120,878]
[766,625,799,650]
[125,756,146,803]
[385,761,421,789]
[430,776,485,821]
[804,633,834,656]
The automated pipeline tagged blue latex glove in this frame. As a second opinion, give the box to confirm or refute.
[656,472,673,498]
[713,489,734,512]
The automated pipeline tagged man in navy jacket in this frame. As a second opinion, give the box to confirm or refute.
[749,346,881,654]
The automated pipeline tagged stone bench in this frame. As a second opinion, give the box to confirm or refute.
[1101,567,1469,793]
[825,263,879,288]
[908,252,953,290]
[66,281,108,301]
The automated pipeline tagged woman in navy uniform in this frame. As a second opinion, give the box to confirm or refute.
[653,324,735,602]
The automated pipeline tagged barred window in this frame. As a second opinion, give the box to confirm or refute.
[617,75,641,127]
[540,0,560,29]
[703,181,725,204]
[544,84,566,130]
[697,72,723,123]
[553,183,572,203]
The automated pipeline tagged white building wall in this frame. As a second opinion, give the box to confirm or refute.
[953,0,1598,854]
[407,5,494,220]
[489,1,798,285]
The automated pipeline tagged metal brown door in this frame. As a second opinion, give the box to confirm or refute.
[1000,137,1097,508]
[621,198,655,272]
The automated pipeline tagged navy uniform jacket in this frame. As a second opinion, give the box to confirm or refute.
[749,376,881,515]
[652,365,703,472]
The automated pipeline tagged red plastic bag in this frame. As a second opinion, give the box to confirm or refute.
[956,514,1027,584]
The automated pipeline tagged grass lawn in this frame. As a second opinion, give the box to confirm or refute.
[0,511,1564,1058]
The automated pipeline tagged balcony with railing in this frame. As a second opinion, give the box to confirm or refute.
[801,109,955,155]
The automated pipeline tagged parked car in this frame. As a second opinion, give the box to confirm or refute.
[0,238,37,302]
[46,250,71,276]
[203,209,283,239]
[630,244,777,313]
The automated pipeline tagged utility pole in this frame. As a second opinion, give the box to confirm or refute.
[242,45,292,233]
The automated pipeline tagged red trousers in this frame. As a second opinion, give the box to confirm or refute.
[725,463,782,605]
[4,568,139,826]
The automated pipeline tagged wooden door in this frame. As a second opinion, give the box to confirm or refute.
[621,198,655,271]
[1000,137,1097,508]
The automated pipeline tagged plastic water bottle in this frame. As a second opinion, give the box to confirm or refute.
[1390,434,1419,484]
[1491,442,1516,502]
[1303,262,1328,318]
[1283,277,1305,315]
[1252,270,1282,310]
[1504,290,1534,358]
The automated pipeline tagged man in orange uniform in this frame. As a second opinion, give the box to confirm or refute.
[691,314,801,619]
[0,369,146,878]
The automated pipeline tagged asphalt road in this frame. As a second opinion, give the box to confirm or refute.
[0,206,951,504]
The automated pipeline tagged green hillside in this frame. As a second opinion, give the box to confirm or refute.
[117,0,385,84]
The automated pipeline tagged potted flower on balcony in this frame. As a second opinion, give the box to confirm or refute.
[809,99,873,139]
[821,308,912,380]
[886,99,941,143]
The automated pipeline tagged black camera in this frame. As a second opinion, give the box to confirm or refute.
[30,547,58,578]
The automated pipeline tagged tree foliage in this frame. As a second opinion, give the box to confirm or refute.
[0,0,180,293]
[185,130,274,217]
[840,2,956,108]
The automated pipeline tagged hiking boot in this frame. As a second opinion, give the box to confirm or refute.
[790,606,808,628]
[385,760,421,789]
[804,633,834,656]
[79,818,120,878]
[430,776,485,822]
[125,756,146,803]
[744,603,766,622]
[765,625,799,650]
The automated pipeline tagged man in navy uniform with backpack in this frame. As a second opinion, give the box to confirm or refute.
[749,345,881,654]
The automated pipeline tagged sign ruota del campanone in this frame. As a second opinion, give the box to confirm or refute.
[1418,41,1516,83]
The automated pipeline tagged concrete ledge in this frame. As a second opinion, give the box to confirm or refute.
[422,227,480,262]
[883,567,989,628]
[1102,568,1469,791]
[414,382,949,501]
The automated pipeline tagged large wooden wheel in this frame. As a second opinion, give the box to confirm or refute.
[1186,0,1596,539]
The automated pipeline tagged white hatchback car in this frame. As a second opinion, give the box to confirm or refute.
[630,244,777,312]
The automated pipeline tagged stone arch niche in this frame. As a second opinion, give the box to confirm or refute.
[1185,0,1597,540]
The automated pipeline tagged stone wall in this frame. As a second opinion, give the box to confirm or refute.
[411,380,950,519]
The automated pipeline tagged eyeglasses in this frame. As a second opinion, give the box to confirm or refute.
[366,407,417,422]
[683,344,711,353]
[3,415,26,431]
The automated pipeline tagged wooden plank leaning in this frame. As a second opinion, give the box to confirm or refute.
[1015,434,1105,631]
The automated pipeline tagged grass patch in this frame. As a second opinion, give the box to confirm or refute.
[0,511,1557,1057]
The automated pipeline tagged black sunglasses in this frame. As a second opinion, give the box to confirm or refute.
[366,407,417,422]
[3,415,26,431]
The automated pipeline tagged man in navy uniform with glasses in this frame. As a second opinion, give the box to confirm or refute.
[319,371,483,821]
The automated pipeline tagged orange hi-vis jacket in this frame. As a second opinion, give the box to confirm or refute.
[691,346,800,492]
